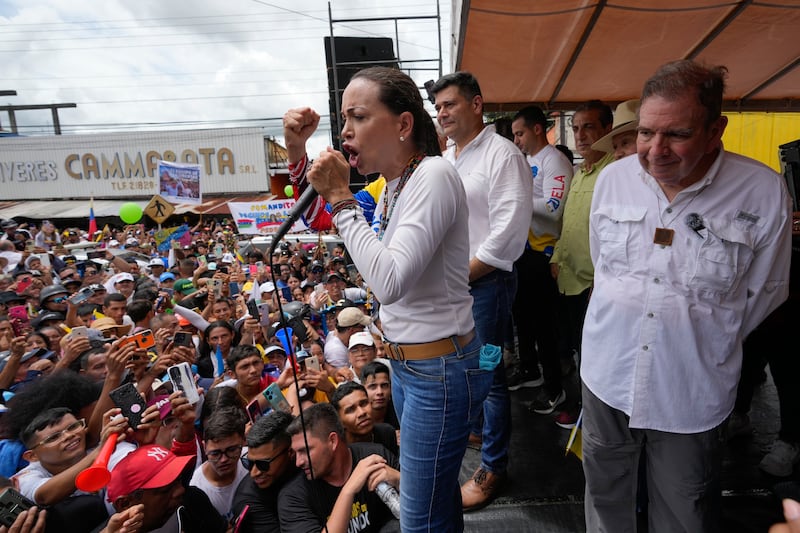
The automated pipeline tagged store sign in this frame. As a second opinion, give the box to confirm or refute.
[0,128,268,200]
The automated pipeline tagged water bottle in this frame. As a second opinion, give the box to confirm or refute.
[375,481,401,519]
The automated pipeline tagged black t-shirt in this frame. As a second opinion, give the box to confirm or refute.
[278,443,399,533]
[372,423,398,457]
[230,466,299,533]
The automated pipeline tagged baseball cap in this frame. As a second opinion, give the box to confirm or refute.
[348,331,375,349]
[323,271,343,283]
[125,238,139,247]
[336,307,371,328]
[259,282,276,294]
[159,272,176,283]
[106,444,195,502]
[221,253,235,264]
[148,258,165,268]
[0,291,25,305]
[173,279,195,295]
[115,273,135,283]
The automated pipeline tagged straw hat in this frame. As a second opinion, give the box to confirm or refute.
[591,99,640,153]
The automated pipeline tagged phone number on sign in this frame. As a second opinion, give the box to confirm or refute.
[111,181,156,191]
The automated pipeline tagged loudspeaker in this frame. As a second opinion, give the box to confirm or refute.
[324,37,397,190]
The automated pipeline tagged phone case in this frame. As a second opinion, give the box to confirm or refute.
[246,300,260,321]
[263,383,291,413]
[173,331,193,347]
[246,399,263,424]
[0,488,34,527]
[304,356,320,372]
[168,362,200,404]
[109,382,146,429]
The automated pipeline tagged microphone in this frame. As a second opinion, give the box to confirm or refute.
[269,185,318,256]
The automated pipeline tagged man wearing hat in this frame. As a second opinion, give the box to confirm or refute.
[39,285,69,315]
[0,219,19,242]
[323,306,370,369]
[506,107,574,403]
[102,444,227,533]
[310,271,366,311]
[147,257,166,283]
[107,272,136,301]
[172,279,196,302]
[590,99,640,162]
[91,317,132,338]
[342,331,384,384]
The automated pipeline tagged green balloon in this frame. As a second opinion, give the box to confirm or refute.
[119,202,143,224]
[284,185,294,197]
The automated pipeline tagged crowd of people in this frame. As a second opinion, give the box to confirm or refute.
[0,58,796,533]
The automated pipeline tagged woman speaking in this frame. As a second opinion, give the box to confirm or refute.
[284,67,491,532]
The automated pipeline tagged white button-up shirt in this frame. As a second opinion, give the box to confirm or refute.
[582,151,791,433]
[444,126,533,272]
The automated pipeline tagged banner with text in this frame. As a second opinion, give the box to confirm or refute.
[228,200,308,235]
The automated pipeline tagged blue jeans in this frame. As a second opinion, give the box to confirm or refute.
[391,335,490,532]
[469,268,517,474]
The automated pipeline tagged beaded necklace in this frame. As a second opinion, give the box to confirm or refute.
[377,154,424,241]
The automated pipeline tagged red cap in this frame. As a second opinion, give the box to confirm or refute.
[107,445,195,502]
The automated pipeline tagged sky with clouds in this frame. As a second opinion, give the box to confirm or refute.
[1,0,452,156]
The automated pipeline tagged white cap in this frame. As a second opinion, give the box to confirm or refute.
[348,331,375,349]
[149,258,165,267]
[221,252,235,263]
[115,272,135,283]
[126,237,139,246]
[260,281,276,294]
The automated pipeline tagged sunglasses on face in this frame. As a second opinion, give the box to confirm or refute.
[240,447,289,472]
[49,296,68,304]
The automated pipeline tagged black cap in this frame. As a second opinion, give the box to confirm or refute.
[0,291,25,304]
[323,271,343,283]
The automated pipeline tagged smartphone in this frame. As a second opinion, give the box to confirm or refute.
[69,286,95,305]
[257,303,271,325]
[262,383,291,413]
[218,266,229,275]
[197,255,208,267]
[119,329,156,350]
[168,362,201,404]
[69,326,89,340]
[248,264,257,278]
[173,331,193,347]
[280,286,291,301]
[86,250,106,260]
[0,488,35,527]
[7,306,30,337]
[109,382,146,430]
[246,398,263,424]
[346,263,358,282]
[161,288,174,297]
[246,300,260,321]
[304,355,320,372]
[206,279,222,300]
[229,282,239,297]
[232,504,250,533]
[15,277,32,294]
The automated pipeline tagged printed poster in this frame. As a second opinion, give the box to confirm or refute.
[158,161,201,205]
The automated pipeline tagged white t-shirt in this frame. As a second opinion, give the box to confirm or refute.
[189,460,248,520]
[323,331,349,368]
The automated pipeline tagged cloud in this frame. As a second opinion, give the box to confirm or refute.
[1,0,451,158]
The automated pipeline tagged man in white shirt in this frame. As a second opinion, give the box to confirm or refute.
[431,72,533,510]
[324,306,370,369]
[581,60,792,532]
[508,106,573,408]
[189,407,248,521]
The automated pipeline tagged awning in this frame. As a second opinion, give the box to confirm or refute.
[454,0,800,111]
[0,194,277,221]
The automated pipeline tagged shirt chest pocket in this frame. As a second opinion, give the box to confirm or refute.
[689,218,755,294]
[593,205,647,275]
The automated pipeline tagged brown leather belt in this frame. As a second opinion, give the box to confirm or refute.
[384,330,476,361]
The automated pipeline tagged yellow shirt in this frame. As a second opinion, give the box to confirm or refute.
[551,152,614,295]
